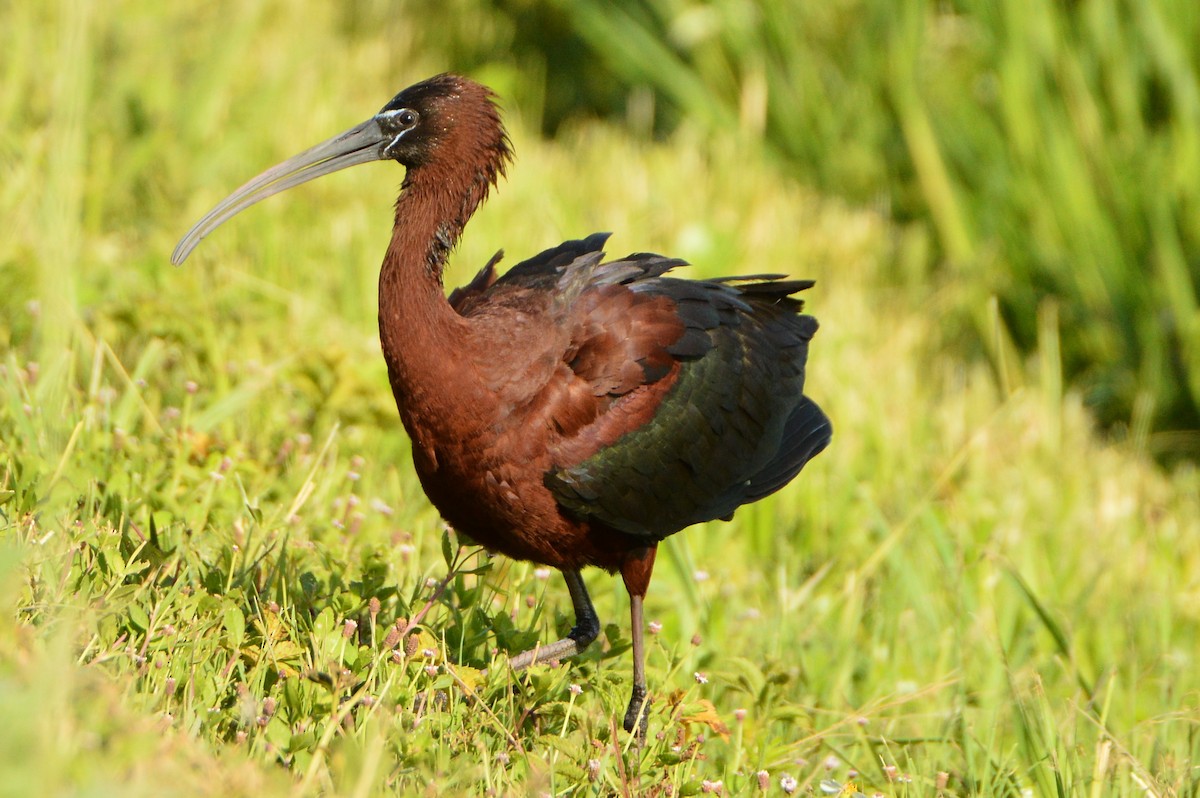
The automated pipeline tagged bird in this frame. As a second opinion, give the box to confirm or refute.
[172,73,832,740]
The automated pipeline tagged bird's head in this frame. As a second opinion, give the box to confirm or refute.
[376,74,510,172]
[172,74,511,265]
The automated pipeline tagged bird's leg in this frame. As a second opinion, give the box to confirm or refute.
[508,569,600,671]
[620,545,658,741]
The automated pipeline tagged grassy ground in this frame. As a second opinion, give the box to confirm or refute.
[3,3,1200,796]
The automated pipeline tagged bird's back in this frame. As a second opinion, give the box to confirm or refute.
[451,234,831,552]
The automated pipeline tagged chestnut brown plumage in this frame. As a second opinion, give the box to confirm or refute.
[173,73,832,740]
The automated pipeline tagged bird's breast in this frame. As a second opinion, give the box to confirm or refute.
[401,416,631,570]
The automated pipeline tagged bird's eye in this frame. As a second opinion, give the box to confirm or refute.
[398,109,418,127]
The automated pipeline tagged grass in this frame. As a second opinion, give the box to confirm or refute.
[3,1,1200,796]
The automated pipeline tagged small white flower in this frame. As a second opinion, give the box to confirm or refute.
[780,775,798,794]
[693,671,709,684]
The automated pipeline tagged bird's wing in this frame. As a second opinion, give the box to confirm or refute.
[448,249,504,311]
[450,232,617,314]
[541,261,831,540]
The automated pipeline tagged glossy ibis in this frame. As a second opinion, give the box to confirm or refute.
[173,74,832,739]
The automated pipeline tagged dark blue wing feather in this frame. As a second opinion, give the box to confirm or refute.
[545,270,831,539]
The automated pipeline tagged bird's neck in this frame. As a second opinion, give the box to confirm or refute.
[376,170,489,439]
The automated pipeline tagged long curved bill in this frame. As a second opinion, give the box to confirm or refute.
[171,117,390,265]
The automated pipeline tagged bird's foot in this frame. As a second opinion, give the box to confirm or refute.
[567,617,600,649]
[507,634,591,672]
[622,684,650,743]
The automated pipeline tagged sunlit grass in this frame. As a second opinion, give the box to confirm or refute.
[2,2,1200,796]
